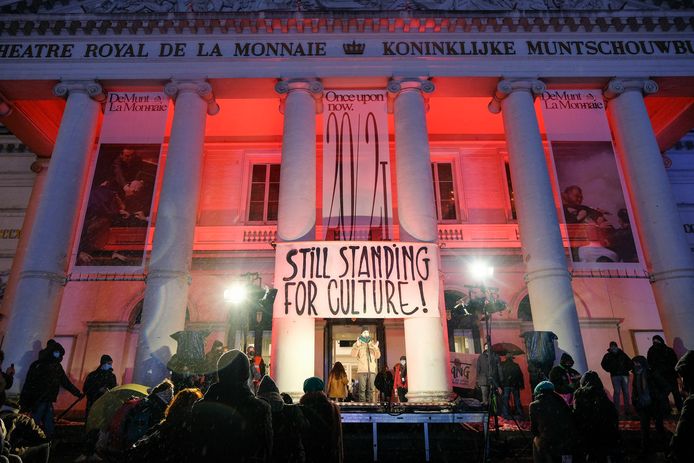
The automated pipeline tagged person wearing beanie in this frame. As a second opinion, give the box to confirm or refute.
[300,376,343,463]
[670,350,694,462]
[573,371,621,462]
[83,354,117,418]
[647,334,682,413]
[549,352,581,406]
[257,376,308,463]
[600,341,634,416]
[529,378,575,462]
[190,349,272,461]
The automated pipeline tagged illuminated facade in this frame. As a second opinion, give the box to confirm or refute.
[0,1,693,408]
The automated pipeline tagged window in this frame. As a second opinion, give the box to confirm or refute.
[431,162,458,221]
[452,329,475,354]
[248,164,280,223]
[504,161,517,221]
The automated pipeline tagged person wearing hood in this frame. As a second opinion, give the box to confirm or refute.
[257,375,308,463]
[549,353,581,406]
[350,328,380,402]
[18,339,82,439]
[573,370,621,462]
[600,341,633,416]
[393,356,408,402]
[669,350,694,462]
[300,377,343,463]
[203,340,225,386]
[647,334,682,413]
[190,349,272,462]
[83,354,117,418]
[631,355,668,451]
[529,380,575,463]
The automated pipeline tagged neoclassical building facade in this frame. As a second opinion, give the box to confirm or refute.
[0,0,693,406]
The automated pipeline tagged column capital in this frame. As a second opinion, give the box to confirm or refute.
[275,78,323,114]
[53,80,106,103]
[603,78,659,100]
[387,77,434,113]
[164,79,220,116]
[488,78,546,114]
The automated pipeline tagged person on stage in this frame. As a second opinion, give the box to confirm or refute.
[350,328,380,402]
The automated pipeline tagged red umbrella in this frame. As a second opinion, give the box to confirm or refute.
[491,342,525,356]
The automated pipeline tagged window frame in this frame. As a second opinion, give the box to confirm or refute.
[240,151,281,225]
[430,152,464,223]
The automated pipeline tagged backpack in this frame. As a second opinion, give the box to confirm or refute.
[96,397,143,458]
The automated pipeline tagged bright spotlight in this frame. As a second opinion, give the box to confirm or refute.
[223,283,248,305]
[469,261,494,281]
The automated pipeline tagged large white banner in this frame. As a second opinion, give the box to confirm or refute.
[322,90,393,240]
[541,89,642,269]
[70,92,169,274]
[273,241,439,319]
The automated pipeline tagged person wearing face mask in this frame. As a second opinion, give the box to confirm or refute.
[393,356,408,402]
[19,339,83,439]
[600,341,633,416]
[246,344,266,394]
[350,328,380,402]
[83,354,117,418]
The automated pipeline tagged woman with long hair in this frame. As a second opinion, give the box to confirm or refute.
[327,362,349,401]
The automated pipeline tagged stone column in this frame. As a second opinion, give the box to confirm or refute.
[132,80,218,386]
[271,79,322,399]
[388,77,449,402]
[2,81,104,389]
[489,79,588,372]
[605,78,694,352]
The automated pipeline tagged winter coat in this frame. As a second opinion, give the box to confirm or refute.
[476,351,502,387]
[601,349,633,377]
[549,365,580,396]
[191,381,273,462]
[669,395,694,462]
[393,363,408,390]
[529,391,576,458]
[127,412,194,463]
[350,340,380,374]
[258,377,308,463]
[326,372,348,400]
[647,341,679,384]
[500,359,524,389]
[299,391,343,463]
[573,382,620,458]
[631,365,668,414]
[19,347,81,409]
[0,411,47,457]
[0,371,14,408]
[83,367,117,413]
[374,371,394,398]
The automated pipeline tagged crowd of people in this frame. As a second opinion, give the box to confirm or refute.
[0,334,691,462]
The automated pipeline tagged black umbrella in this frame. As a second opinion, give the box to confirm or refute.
[492,342,525,356]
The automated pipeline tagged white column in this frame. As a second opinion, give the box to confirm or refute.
[132,80,218,386]
[388,77,449,402]
[2,81,104,389]
[271,79,322,399]
[605,78,694,352]
[0,159,49,331]
[489,79,588,372]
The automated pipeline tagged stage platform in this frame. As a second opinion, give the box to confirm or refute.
[338,402,488,462]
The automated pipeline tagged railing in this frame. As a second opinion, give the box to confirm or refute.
[102,222,591,251]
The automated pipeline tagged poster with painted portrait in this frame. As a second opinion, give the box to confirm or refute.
[72,143,162,272]
[552,140,640,266]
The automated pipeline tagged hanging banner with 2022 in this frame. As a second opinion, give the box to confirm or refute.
[273,241,440,319]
